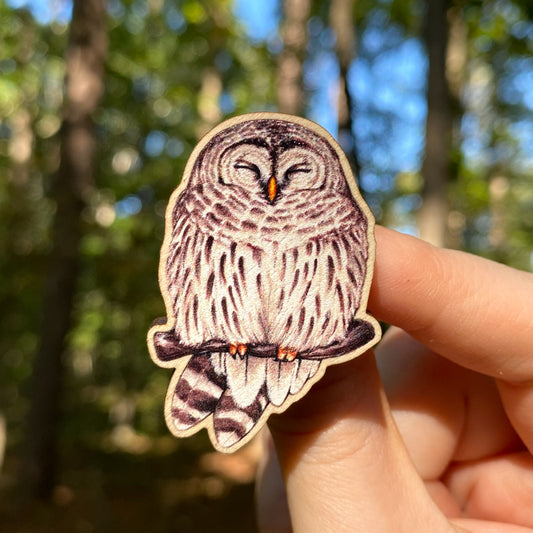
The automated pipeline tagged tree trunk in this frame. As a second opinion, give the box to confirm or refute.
[488,173,509,260]
[21,0,107,499]
[444,7,467,250]
[0,414,5,475]
[277,0,311,115]
[418,0,452,247]
[196,67,223,139]
[329,0,362,181]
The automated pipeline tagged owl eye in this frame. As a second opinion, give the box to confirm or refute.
[282,162,314,189]
[234,161,261,177]
[219,145,270,191]
[285,163,312,178]
[280,151,324,191]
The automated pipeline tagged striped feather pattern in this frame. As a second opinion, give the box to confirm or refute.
[214,386,268,448]
[171,353,321,447]
[167,184,367,351]
[171,354,226,430]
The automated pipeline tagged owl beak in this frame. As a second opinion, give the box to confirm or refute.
[268,176,277,202]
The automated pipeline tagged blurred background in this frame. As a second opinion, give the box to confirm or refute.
[1,0,532,531]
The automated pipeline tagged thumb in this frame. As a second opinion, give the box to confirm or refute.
[266,352,456,533]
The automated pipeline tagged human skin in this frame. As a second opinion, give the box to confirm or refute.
[257,225,533,533]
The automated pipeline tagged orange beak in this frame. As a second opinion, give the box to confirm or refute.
[268,176,277,202]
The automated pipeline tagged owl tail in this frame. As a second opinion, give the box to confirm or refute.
[213,387,269,449]
[170,353,270,449]
[213,356,321,449]
[170,354,226,431]
[170,352,323,450]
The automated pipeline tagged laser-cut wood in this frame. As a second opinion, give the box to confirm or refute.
[147,113,381,452]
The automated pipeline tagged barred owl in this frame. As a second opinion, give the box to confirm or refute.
[148,113,380,452]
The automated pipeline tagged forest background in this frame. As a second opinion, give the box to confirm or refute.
[1,0,532,531]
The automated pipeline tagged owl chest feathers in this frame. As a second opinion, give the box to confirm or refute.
[167,184,368,352]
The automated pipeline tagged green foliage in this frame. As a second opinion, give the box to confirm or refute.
[451,0,533,267]
[0,5,67,442]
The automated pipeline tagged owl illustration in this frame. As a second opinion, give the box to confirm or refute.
[148,113,380,452]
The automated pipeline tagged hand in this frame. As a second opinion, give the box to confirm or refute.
[256,226,533,533]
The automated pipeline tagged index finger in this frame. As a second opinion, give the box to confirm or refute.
[369,226,533,383]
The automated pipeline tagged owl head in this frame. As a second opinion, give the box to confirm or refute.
[187,114,353,204]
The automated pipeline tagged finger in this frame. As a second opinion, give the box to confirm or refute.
[255,431,463,532]
[496,380,533,455]
[255,432,291,533]
[371,228,533,452]
[445,452,533,528]
[370,226,533,383]
[377,328,520,474]
[425,480,462,518]
[376,327,466,479]
[268,352,455,533]
[377,327,525,526]
[255,435,464,532]
[450,519,533,533]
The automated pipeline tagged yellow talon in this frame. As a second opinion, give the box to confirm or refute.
[277,347,297,361]
[229,343,247,358]
[286,349,297,362]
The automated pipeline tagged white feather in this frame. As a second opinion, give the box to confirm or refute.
[225,354,268,409]
[290,359,320,395]
[266,358,296,407]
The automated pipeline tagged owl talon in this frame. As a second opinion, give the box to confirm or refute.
[277,347,297,361]
[286,348,298,362]
[229,343,247,358]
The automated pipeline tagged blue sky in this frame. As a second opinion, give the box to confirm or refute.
[7,0,72,24]
[234,0,279,42]
[234,1,428,178]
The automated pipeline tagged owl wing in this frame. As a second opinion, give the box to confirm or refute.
[165,191,267,348]
[267,204,369,353]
